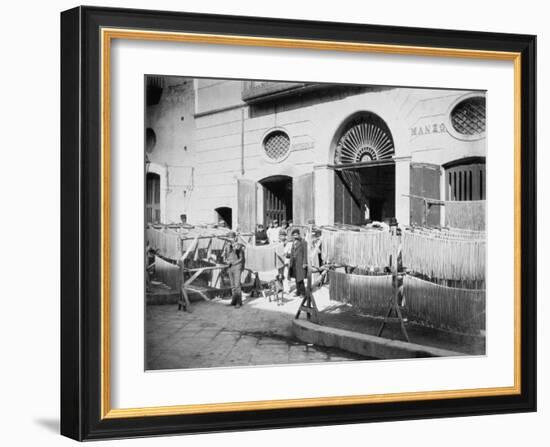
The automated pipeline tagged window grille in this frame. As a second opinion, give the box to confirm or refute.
[451,97,486,136]
[263,131,290,161]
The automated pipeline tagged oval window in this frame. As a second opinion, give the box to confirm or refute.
[451,97,486,136]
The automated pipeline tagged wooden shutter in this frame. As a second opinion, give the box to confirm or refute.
[410,163,441,227]
[293,172,315,225]
[334,170,365,225]
[146,173,161,224]
[237,179,257,233]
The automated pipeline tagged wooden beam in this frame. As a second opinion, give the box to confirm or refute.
[186,286,210,302]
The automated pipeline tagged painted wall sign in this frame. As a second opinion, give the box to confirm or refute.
[292,141,315,151]
[410,122,447,137]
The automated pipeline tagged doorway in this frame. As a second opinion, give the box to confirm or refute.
[259,175,293,226]
[215,207,233,229]
[334,163,395,225]
[332,112,396,225]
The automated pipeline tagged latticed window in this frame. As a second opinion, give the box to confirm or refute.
[451,97,486,136]
[263,131,290,161]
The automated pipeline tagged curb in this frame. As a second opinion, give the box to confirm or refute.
[292,319,464,359]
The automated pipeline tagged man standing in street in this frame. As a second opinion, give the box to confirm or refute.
[223,232,245,308]
[289,228,308,298]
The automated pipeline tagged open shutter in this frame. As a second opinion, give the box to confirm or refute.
[237,179,257,233]
[334,170,365,225]
[146,173,161,224]
[410,163,441,227]
[293,172,315,225]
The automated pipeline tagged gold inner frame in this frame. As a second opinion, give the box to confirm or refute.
[100,27,522,419]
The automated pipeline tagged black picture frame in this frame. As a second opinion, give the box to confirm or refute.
[61,5,536,441]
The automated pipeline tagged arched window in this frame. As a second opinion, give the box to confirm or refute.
[445,157,486,201]
[334,113,394,164]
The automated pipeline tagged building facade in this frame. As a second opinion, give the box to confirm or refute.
[145,76,486,231]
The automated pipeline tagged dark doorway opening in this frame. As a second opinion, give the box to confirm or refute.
[215,207,233,229]
[332,112,396,226]
[260,175,293,226]
[334,163,395,225]
[146,172,161,224]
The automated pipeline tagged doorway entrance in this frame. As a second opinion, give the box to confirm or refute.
[259,175,293,226]
[215,207,233,229]
[334,163,395,225]
[332,112,396,225]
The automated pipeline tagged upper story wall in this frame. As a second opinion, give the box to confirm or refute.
[195,79,245,115]
[403,90,486,166]
[147,77,486,224]
[145,76,196,223]
[146,76,195,166]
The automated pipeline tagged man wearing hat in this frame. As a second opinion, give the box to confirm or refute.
[222,232,245,308]
[289,228,308,297]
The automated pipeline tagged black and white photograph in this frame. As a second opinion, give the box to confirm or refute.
[144,76,487,370]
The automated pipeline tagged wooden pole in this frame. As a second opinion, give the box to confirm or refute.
[240,107,245,175]
[377,240,409,341]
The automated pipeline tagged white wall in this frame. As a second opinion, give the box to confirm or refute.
[1,1,546,446]
[146,77,196,223]
[162,83,480,226]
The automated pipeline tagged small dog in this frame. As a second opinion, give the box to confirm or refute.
[266,273,285,306]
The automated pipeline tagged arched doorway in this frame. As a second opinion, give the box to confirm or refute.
[215,206,233,229]
[332,112,396,224]
[259,175,293,226]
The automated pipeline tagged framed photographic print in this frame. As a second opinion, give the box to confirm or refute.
[60,5,537,441]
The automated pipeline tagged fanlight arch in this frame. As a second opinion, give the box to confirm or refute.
[334,113,395,164]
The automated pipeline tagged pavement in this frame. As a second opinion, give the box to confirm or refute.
[146,284,485,370]
[146,290,367,370]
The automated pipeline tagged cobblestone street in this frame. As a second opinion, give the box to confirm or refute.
[146,290,366,370]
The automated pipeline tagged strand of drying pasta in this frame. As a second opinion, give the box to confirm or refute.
[329,270,393,316]
[403,275,485,333]
[245,244,278,272]
[402,231,485,281]
[321,229,395,268]
[145,228,181,261]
